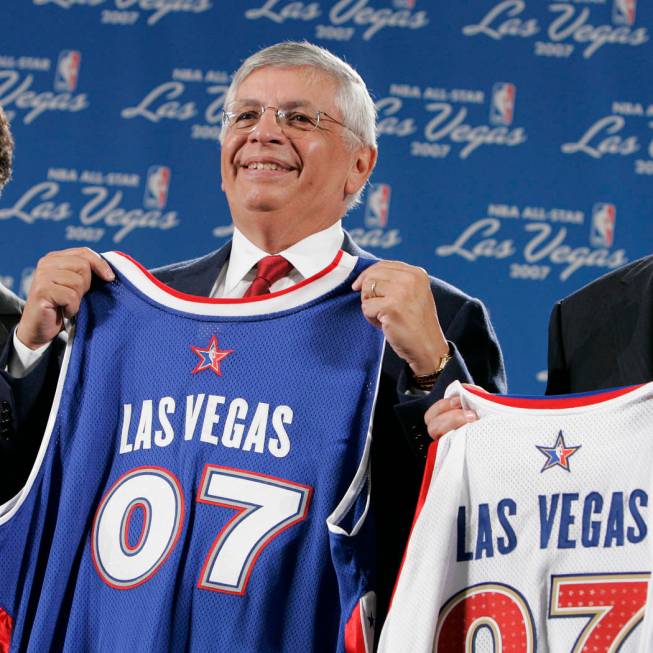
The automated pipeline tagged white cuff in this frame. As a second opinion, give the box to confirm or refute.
[9,330,52,378]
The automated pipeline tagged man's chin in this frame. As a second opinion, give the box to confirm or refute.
[240,192,291,214]
[237,196,278,211]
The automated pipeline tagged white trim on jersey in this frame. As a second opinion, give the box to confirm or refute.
[103,250,358,317]
[327,339,385,538]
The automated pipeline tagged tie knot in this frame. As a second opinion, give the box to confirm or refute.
[255,255,293,285]
[243,255,294,298]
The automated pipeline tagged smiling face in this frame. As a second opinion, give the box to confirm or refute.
[220,66,376,253]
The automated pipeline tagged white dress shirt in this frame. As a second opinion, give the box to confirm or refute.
[10,221,345,376]
[211,221,344,297]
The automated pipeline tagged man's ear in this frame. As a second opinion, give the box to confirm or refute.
[345,146,377,197]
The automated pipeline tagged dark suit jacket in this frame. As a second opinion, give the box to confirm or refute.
[2,233,506,624]
[0,283,23,452]
[0,283,22,350]
[0,284,65,501]
[547,254,653,395]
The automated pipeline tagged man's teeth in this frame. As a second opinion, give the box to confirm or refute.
[246,162,288,171]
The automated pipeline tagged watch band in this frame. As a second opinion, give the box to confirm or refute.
[411,349,452,391]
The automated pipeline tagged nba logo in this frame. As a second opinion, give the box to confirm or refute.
[590,203,616,247]
[393,0,415,7]
[54,51,81,92]
[143,166,171,209]
[490,83,516,126]
[613,0,636,24]
[365,184,391,228]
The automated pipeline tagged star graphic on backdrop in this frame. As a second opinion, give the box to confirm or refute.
[190,335,234,376]
[536,430,581,473]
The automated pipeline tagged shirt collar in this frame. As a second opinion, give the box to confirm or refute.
[223,221,344,295]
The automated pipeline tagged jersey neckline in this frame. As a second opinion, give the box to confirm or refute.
[447,381,651,413]
[103,250,358,317]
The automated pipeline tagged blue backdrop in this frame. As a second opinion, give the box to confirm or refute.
[1,0,652,392]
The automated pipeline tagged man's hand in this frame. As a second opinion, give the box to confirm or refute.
[424,395,478,440]
[17,248,115,350]
[352,260,448,376]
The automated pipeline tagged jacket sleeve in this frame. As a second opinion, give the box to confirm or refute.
[0,334,63,502]
[545,300,570,396]
[393,295,506,458]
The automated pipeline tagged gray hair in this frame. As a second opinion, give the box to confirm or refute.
[0,105,13,192]
[220,41,377,208]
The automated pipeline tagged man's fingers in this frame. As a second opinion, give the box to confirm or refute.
[352,261,422,292]
[425,409,477,440]
[88,254,115,282]
[424,397,459,424]
[359,298,383,328]
[18,248,115,349]
[47,269,92,296]
[50,285,83,320]
[353,259,446,374]
[70,249,115,282]
[351,271,364,291]
[424,397,478,440]
[46,248,114,282]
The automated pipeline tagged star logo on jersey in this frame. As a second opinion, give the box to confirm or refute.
[190,336,234,377]
[536,430,581,473]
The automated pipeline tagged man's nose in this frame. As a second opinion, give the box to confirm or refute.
[248,107,285,144]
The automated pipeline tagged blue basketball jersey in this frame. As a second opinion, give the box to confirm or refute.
[0,250,384,653]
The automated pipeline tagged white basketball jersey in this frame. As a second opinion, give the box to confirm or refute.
[378,381,653,653]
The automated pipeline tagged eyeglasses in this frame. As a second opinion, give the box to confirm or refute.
[222,102,357,138]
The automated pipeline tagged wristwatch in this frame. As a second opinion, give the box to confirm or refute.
[411,347,452,391]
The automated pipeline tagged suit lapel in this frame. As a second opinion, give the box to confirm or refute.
[152,242,232,296]
[341,231,377,261]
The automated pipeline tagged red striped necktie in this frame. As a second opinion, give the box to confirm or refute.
[243,255,294,298]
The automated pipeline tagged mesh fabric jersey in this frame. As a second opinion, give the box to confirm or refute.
[0,250,383,653]
[379,381,653,653]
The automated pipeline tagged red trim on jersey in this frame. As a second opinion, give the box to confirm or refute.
[0,607,13,653]
[122,501,150,553]
[112,250,345,304]
[388,438,441,610]
[464,383,644,409]
[344,599,366,653]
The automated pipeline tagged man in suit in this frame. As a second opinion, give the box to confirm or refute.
[546,254,653,394]
[0,104,18,349]
[1,105,22,489]
[5,42,505,624]
[0,284,22,450]
[425,252,653,444]
[1,105,65,501]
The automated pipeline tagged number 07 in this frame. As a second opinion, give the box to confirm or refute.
[91,465,312,594]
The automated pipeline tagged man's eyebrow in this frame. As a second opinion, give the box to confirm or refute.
[280,100,313,109]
